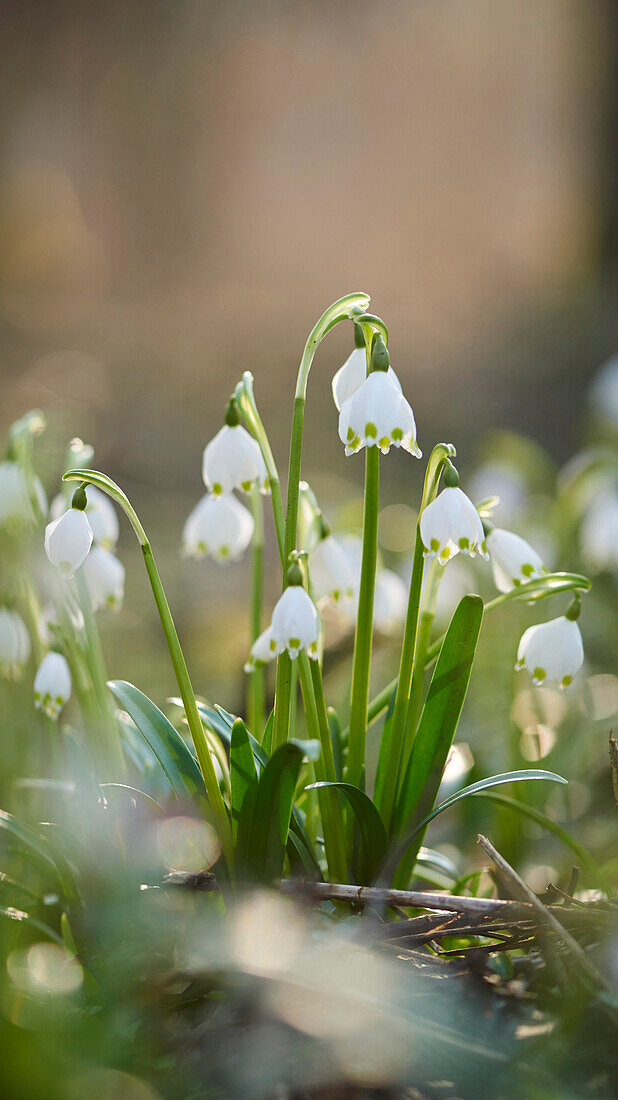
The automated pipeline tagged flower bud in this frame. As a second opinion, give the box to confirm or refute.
[34,651,72,719]
[182,493,254,562]
[44,507,93,579]
[516,616,584,689]
[370,334,390,373]
[0,608,31,678]
[202,425,269,496]
[419,487,488,565]
[81,546,125,611]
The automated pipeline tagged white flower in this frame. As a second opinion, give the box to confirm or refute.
[0,609,31,678]
[580,488,618,573]
[244,626,278,672]
[332,348,402,412]
[44,508,93,579]
[202,425,268,497]
[0,460,47,528]
[486,527,547,593]
[182,493,254,562]
[34,652,72,719]
[516,616,584,689]
[373,568,407,634]
[270,585,319,660]
[467,461,527,522]
[51,486,118,549]
[420,487,488,566]
[308,535,355,605]
[338,372,421,457]
[81,546,125,611]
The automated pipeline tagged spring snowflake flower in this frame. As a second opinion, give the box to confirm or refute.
[270,583,319,661]
[244,626,278,672]
[338,372,421,458]
[44,506,93,579]
[81,546,125,611]
[580,488,618,573]
[486,528,547,593]
[202,425,268,497]
[0,460,47,528]
[308,535,355,606]
[34,652,72,719]
[51,486,119,549]
[420,486,488,566]
[182,493,254,562]
[332,347,401,412]
[0,609,31,678]
[516,616,584,689]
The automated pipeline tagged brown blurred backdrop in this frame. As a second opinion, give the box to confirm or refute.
[1,0,616,706]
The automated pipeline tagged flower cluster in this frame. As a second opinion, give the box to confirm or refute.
[183,400,266,562]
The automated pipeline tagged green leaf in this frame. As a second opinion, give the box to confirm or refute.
[386,770,567,882]
[308,782,387,884]
[247,743,305,883]
[0,810,63,884]
[262,709,274,757]
[99,783,164,815]
[473,790,607,886]
[327,708,344,781]
[0,905,64,947]
[230,718,258,850]
[109,681,206,804]
[393,595,484,880]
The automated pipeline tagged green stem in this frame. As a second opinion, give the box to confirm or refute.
[374,529,424,829]
[141,545,233,867]
[247,487,265,735]
[399,558,442,780]
[346,444,380,793]
[300,654,348,882]
[235,372,285,565]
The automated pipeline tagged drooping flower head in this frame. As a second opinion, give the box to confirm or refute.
[182,493,254,562]
[516,601,584,689]
[332,326,402,411]
[270,563,319,661]
[81,546,125,611]
[338,335,421,458]
[202,399,268,497]
[0,608,31,678]
[579,486,618,573]
[34,651,72,719]
[420,465,488,566]
[244,626,278,672]
[51,485,119,550]
[44,485,93,579]
[0,460,47,529]
[486,527,547,593]
[308,526,355,606]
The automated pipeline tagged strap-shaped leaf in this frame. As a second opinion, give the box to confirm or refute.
[247,743,305,883]
[109,681,206,804]
[308,782,387,884]
[230,718,258,855]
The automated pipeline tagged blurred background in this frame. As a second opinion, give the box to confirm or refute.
[1,0,617,711]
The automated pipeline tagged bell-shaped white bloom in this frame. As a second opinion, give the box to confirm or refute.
[308,535,355,606]
[270,585,319,661]
[338,371,421,458]
[332,348,402,412]
[373,568,407,634]
[81,546,125,611]
[182,493,254,562]
[244,626,278,673]
[0,460,47,528]
[580,489,618,573]
[51,486,118,549]
[420,487,488,566]
[486,528,547,593]
[516,616,584,689]
[467,461,528,522]
[0,609,31,678]
[202,425,268,497]
[44,507,93,579]
[34,652,72,719]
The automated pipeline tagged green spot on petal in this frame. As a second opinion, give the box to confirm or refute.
[289,637,300,649]
[391,427,403,442]
[365,421,377,438]
[458,537,469,550]
[212,483,223,495]
[346,427,356,442]
[430,538,440,552]
[241,480,252,492]
[379,436,391,449]
[521,563,534,578]
[561,675,572,687]
[533,666,546,682]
